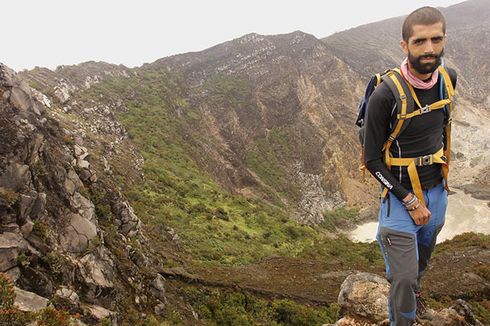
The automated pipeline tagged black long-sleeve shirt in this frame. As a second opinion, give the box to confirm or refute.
[364,68,457,201]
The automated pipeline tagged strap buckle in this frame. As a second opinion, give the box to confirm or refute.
[417,155,433,166]
[421,105,431,114]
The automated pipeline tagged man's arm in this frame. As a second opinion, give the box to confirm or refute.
[363,83,411,202]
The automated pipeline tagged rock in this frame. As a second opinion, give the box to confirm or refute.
[14,287,49,312]
[18,193,37,223]
[30,192,47,218]
[20,218,34,238]
[5,266,21,282]
[431,308,466,326]
[113,201,141,237]
[55,286,80,307]
[0,163,31,192]
[337,272,390,323]
[451,299,485,326]
[154,302,167,317]
[26,133,44,164]
[77,250,114,290]
[77,158,90,169]
[0,230,28,272]
[60,212,98,253]
[150,274,166,301]
[83,304,115,321]
[64,169,82,196]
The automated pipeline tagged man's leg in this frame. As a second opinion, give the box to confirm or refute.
[416,183,448,291]
[377,192,421,326]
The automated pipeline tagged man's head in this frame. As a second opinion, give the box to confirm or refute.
[401,7,447,76]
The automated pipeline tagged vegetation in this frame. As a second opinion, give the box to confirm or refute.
[0,273,80,325]
[183,286,338,326]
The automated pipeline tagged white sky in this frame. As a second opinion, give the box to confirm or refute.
[2,0,465,72]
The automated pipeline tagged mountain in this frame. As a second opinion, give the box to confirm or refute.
[1,0,490,324]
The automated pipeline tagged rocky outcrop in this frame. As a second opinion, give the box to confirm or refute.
[327,272,485,326]
[0,63,153,324]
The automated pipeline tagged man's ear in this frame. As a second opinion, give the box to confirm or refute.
[400,40,409,55]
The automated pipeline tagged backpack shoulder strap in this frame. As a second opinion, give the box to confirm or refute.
[380,69,415,147]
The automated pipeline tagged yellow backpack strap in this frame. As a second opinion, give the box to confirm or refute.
[379,69,413,200]
[437,66,455,191]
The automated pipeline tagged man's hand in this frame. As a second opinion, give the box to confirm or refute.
[402,193,431,225]
[408,204,431,225]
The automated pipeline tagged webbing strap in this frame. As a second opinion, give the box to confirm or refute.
[387,148,446,206]
[397,99,451,119]
[380,71,408,201]
[438,66,455,191]
[383,70,408,171]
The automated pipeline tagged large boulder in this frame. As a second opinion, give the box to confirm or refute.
[337,272,390,323]
[14,287,49,312]
[0,229,28,272]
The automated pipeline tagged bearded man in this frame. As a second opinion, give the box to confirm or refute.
[363,6,457,326]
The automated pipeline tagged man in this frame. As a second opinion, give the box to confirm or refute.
[364,7,457,326]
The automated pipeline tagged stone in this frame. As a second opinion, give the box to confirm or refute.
[83,304,115,321]
[55,286,80,306]
[20,218,34,238]
[0,230,27,272]
[9,87,32,112]
[18,193,36,223]
[60,212,98,253]
[113,201,141,237]
[5,266,21,282]
[154,302,167,317]
[65,169,82,196]
[14,287,49,312]
[337,272,390,323]
[0,163,31,192]
[30,192,47,218]
[431,308,466,326]
[27,133,44,164]
[150,274,166,301]
[77,158,90,169]
[78,250,114,289]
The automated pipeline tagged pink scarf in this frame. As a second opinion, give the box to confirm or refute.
[400,57,439,90]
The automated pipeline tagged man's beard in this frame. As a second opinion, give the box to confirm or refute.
[408,49,444,75]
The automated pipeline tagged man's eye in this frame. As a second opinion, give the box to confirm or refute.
[432,37,444,43]
[413,39,424,45]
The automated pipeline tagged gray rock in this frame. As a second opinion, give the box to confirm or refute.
[82,304,115,321]
[55,286,80,306]
[5,266,21,282]
[150,274,166,301]
[77,158,90,169]
[0,163,31,192]
[0,230,28,272]
[20,218,34,238]
[64,169,82,196]
[27,133,44,164]
[113,201,141,237]
[337,272,390,323]
[9,87,31,112]
[60,212,98,253]
[154,302,167,317]
[0,64,17,87]
[78,249,114,289]
[18,193,36,223]
[14,287,49,312]
[30,192,47,218]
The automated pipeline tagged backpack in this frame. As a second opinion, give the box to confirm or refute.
[355,66,455,206]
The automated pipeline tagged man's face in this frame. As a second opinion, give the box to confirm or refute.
[401,22,446,75]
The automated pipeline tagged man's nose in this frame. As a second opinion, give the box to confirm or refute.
[424,40,435,54]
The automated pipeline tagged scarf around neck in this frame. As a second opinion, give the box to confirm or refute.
[400,57,439,90]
